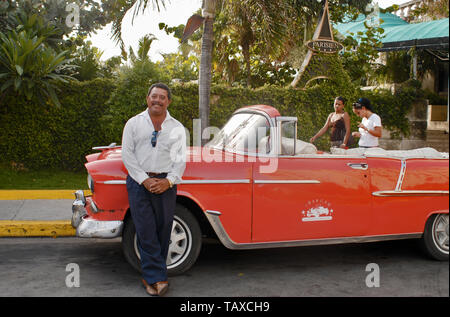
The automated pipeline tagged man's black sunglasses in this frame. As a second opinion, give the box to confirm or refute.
[151,131,159,147]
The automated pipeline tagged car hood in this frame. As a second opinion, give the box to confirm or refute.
[85,145,252,183]
[88,146,242,163]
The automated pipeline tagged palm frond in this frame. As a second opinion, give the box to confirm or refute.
[109,0,166,56]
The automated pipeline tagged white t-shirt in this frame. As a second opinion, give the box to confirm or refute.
[359,113,382,147]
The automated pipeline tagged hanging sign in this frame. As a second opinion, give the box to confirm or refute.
[306,39,343,54]
[291,0,344,87]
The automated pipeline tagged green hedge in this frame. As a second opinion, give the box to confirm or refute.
[0,78,115,170]
[0,77,419,171]
[103,80,360,152]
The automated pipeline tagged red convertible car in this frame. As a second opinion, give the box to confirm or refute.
[72,105,449,275]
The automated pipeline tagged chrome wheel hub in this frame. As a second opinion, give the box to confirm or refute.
[134,215,192,269]
[432,214,449,254]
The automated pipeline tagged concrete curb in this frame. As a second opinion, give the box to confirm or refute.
[0,189,91,200]
[0,220,75,237]
[0,190,90,237]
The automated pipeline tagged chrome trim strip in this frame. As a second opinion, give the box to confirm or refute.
[100,179,252,185]
[205,212,422,250]
[373,190,449,197]
[102,180,127,185]
[205,213,237,249]
[273,154,366,159]
[90,200,99,213]
[234,108,273,124]
[206,210,222,216]
[181,179,251,184]
[364,153,449,160]
[373,160,449,197]
[347,163,368,170]
[254,180,320,184]
[92,143,118,150]
[276,116,298,122]
[395,160,407,191]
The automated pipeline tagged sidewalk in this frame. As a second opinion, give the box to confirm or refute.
[0,190,90,237]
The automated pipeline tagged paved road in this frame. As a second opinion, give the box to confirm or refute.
[0,237,448,298]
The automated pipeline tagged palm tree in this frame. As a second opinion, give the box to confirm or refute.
[217,0,293,87]
[109,0,166,55]
[198,0,216,139]
[127,33,157,63]
[137,34,157,61]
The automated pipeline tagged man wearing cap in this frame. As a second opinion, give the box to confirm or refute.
[121,83,186,296]
[352,97,382,148]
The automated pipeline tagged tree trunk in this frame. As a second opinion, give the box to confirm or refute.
[198,0,216,145]
[243,44,251,87]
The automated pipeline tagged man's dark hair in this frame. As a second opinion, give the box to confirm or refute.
[147,83,172,100]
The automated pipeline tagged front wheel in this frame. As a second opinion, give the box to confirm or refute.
[420,213,449,261]
[122,204,202,275]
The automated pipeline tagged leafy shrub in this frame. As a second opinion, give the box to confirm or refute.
[0,78,115,170]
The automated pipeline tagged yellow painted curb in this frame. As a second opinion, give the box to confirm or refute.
[0,190,91,200]
[0,220,75,237]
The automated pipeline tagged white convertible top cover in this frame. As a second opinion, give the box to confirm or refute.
[330,147,449,159]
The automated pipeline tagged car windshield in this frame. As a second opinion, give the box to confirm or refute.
[206,112,271,154]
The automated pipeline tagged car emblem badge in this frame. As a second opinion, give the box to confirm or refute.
[301,199,334,222]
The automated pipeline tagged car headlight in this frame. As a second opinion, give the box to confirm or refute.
[87,174,94,193]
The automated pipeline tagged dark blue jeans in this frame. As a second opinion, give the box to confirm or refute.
[126,175,177,284]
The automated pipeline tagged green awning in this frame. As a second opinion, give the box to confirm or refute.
[380,18,449,51]
[334,13,449,51]
[334,12,408,36]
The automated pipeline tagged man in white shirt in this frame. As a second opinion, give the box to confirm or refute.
[122,83,186,296]
[352,98,382,148]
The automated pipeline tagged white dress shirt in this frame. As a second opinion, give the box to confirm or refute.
[121,109,187,185]
[358,113,382,147]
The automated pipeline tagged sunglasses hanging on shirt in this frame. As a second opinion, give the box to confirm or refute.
[151,131,159,147]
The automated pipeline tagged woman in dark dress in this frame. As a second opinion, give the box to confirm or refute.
[310,96,352,149]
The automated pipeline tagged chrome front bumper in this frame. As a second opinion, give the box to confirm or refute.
[72,190,123,238]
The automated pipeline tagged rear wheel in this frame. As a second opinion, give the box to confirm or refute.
[420,213,449,261]
[122,204,202,275]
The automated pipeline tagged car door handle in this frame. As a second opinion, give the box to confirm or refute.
[347,163,368,170]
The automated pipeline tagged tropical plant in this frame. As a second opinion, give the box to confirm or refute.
[157,53,198,82]
[109,0,166,54]
[215,0,293,87]
[340,20,385,86]
[0,0,121,105]
[409,0,449,21]
[126,34,158,63]
[71,40,104,81]
[101,55,123,78]
[101,59,170,141]
[0,29,74,106]
[2,0,116,41]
